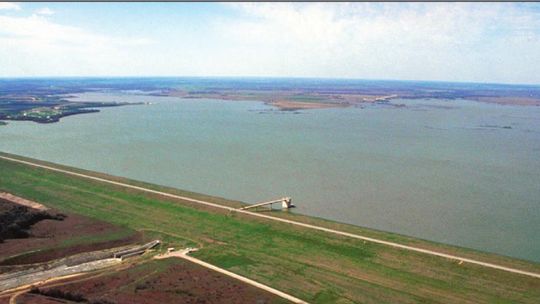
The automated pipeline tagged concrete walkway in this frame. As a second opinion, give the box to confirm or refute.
[1,155,539,279]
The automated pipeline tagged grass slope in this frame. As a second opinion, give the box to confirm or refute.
[1,153,539,303]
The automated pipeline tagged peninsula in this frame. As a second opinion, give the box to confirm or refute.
[2,78,540,124]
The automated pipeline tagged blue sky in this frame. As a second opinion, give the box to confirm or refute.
[1,2,540,84]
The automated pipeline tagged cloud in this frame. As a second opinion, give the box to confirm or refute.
[216,3,540,84]
[36,7,54,16]
[0,14,150,50]
[0,2,539,83]
[0,2,20,10]
[0,12,153,76]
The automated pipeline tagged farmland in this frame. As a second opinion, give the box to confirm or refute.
[0,152,539,303]
[2,78,540,124]
[0,199,140,267]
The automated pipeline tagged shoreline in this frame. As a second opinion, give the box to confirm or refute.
[1,151,539,303]
[0,102,142,124]
[2,151,539,267]
[153,88,540,110]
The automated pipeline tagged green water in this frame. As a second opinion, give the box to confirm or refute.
[1,92,539,262]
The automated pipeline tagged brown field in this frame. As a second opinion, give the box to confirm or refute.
[14,258,285,304]
[0,200,140,266]
[156,89,399,110]
[1,197,287,303]
[158,87,540,109]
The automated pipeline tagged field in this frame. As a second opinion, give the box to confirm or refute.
[1,152,539,303]
[14,258,285,304]
[0,183,282,303]
[0,200,140,267]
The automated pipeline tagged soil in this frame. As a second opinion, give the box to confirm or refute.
[0,201,140,266]
[18,259,284,304]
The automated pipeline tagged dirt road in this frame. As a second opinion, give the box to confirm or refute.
[156,248,308,303]
[0,192,48,211]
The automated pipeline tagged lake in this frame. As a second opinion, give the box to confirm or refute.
[1,92,539,262]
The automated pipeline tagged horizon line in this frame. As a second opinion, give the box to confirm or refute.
[1,75,539,87]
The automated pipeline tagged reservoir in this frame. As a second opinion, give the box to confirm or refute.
[1,92,539,262]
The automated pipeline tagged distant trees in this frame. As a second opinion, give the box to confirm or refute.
[0,201,65,243]
[29,287,116,304]
[30,287,86,302]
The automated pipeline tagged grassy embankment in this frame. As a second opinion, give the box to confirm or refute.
[0,152,539,303]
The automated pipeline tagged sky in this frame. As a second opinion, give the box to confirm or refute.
[1,2,540,84]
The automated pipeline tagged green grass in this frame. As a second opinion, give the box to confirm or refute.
[204,253,256,269]
[288,95,327,103]
[1,152,539,303]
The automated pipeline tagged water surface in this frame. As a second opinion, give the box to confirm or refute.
[1,93,539,262]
